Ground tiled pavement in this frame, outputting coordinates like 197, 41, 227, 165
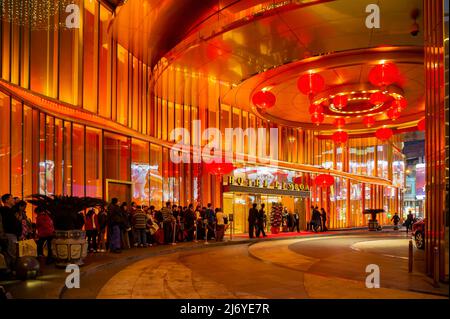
1, 229, 448, 299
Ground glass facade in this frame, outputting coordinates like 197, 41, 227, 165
0, 0, 404, 230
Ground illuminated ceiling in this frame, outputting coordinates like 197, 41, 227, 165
113, 0, 424, 131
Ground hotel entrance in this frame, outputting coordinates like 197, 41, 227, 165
222, 192, 308, 234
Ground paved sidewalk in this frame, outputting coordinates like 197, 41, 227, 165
2, 229, 444, 299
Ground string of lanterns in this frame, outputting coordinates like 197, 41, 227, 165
251, 61, 421, 144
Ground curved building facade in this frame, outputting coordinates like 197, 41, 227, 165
0, 0, 445, 249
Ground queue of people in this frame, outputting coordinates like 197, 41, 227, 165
0, 193, 230, 277
104, 199, 229, 253
308, 206, 328, 232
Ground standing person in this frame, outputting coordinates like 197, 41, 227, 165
248, 203, 258, 238
145, 209, 156, 246
311, 206, 322, 232
206, 203, 216, 240
132, 206, 148, 247
97, 206, 108, 252
35, 206, 55, 264
320, 208, 328, 232
215, 208, 226, 241
293, 210, 300, 233
85, 208, 99, 253
161, 201, 174, 244
184, 204, 196, 242
405, 210, 415, 234
119, 202, 131, 249
255, 204, 267, 238
108, 198, 123, 253
0, 194, 21, 266
14, 201, 32, 240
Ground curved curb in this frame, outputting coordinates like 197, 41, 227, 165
58, 230, 388, 298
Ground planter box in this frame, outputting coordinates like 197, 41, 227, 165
52, 230, 87, 268
271, 226, 280, 234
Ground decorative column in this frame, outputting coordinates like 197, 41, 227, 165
424, 0, 448, 281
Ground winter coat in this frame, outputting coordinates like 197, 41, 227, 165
36, 213, 55, 238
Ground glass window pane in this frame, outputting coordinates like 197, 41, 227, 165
132, 139, 149, 205
86, 127, 102, 198
11, 99, 22, 197
0, 92, 10, 195
72, 124, 85, 196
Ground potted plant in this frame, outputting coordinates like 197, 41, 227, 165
27, 194, 106, 267
270, 203, 282, 234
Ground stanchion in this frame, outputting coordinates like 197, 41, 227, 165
204, 221, 209, 245
408, 240, 413, 273
171, 221, 177, 245
194, 222, 198, 243
433, 246, 439, 287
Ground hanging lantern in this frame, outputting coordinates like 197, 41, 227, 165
363, 116, 376, 128
387, 107, 401, 121
375, 127, 393, 141
418, 118, 426, 131
309, 104, 323, 115
293, 176, 303, 185
204, 161, 235, 176
252, 90, 276, 109
311, 113, 324, 126
333, 118, 346, 129
315, 174, 334, 188
369, 91, 388, 105
392, 97, 407, 112
332, 131, 349, 144
297, 72, 325, 98
332, 95, 348, 109
369, 62, 399, 87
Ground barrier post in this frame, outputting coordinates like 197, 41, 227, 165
433, 246, 439, 287
408, 240, 413, 273
171, 221, 177, 245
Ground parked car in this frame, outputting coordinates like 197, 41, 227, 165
412, 218, 426, 250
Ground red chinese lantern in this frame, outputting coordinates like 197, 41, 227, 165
311, 113, 324, 126
309, 104, 323, 115
252, 90, 276, 109
375, 127, 393, 141
369, 62, 399, 87
417, 118, 426, 131
363, 116, 376, 128
369, 91, 388, 105
387, 107, 401, 121
332, 131, 349, 144
333, 118, 346, 128
204, 161, 235, 176
392, 97, 407, 112
293, 176, 303, 185
332, 95, 348, 109
297, 72, 325, 98
315, 174, 334, 188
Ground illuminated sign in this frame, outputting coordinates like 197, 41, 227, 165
226, 176, 310, 192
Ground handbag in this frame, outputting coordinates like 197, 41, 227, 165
149, 223, 159, 235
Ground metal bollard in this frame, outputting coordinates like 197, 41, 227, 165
433, 246, 439, 287
171, 221, 177, 245
408, 240, 413, 273
194, 222, 198, 242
